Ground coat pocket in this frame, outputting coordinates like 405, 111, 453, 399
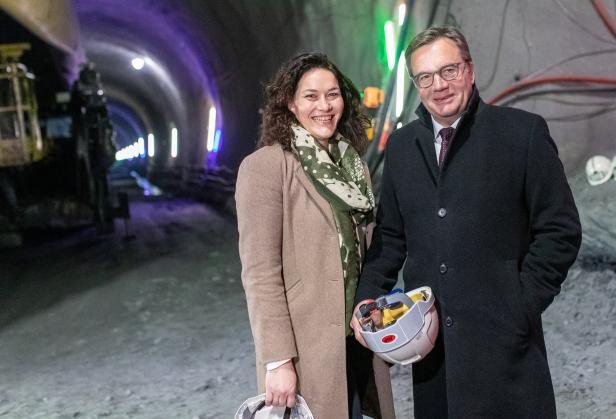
503, 259, 532, 334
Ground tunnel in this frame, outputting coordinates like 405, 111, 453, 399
0, 0, 615, 418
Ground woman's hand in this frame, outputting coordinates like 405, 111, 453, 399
265, 361, 297, 408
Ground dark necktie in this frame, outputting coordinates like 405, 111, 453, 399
438, 127, 455, 168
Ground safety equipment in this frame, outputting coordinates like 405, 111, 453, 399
355, 286, 439, 365
585, 155, 613, 186
235, 394, 314, 419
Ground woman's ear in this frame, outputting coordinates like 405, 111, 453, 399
288, 102, 296, 116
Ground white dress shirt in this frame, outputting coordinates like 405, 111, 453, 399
266, 358, 291, 371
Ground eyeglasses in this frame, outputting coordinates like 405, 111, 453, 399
412, 61, 470, 88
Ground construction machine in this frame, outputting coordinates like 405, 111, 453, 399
0, 43, 117, 246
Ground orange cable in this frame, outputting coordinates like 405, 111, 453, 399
591, 0, 616, 40
488, 76, 616, 104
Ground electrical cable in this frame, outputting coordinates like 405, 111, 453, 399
591, 0, 616, 40
366, 0, 616, 175
496, 86, 616, 106
488, 76, 616, 104
543, 105, 616, 122
522, 48, 616, 80
365, 0, 419, 172
552, 0, 614, 44
535, 96, 616, 107
477, 0, 511, 91
520, 5, 533, 76
495, 1, 616, 111
542, 97, 616, 107
426, 0, 444, 31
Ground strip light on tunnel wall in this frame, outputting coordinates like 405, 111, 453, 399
171, 127, 178, 158
115, 137, 147, 161
206, 106, 216, 152
137, 137, 145, 157
148, 133, 155, 157
385, 21, 396, 70
398, 4, 406, 26
212, 129, 221, 152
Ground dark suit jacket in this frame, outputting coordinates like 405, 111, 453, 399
355, 88, 582, 419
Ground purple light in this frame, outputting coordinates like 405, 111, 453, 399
207, 152, 217, 167
212, 129, 222, 152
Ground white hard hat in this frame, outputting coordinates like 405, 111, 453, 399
235, 394, 314, 419
585, 155, 613, 186
356, 286, 439, 365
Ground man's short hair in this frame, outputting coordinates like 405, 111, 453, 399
405, 25, 473, 70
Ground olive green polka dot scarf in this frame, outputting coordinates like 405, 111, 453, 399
291, 125, 375, 335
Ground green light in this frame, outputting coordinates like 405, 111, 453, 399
385, 20, 396, 71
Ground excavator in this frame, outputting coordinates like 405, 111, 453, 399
0, 43, 118, 246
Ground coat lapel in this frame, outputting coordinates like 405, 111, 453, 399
293, 164, 337, 230
415, 126, 439, 185
411, 86, 483, 182
413, 97, 439, 184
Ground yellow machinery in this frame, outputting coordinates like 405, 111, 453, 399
0, 43, 120, 244
0, 43, 48, 167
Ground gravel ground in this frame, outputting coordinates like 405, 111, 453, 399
0, 182, 614, 418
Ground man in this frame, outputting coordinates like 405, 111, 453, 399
351, 25, 581, 419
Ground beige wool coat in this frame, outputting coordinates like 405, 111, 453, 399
236, 143, 395, 419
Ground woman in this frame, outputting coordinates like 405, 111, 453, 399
236, 52, 395, 419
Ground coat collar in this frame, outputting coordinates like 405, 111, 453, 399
414, 85, 482, 128
413, 86, 483, 183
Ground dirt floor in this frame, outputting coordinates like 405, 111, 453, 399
0, 178, 614, 418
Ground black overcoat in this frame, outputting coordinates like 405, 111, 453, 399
355, 89, 582, 419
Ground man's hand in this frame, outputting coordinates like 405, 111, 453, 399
350, 300, 373, 348
265, 361, 297, 408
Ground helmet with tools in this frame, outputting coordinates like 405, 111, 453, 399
355, 286, 439, 365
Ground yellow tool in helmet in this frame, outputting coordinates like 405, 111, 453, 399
382, 291, 427, 326
410, 291, 428, 303
382, 302, 410, 327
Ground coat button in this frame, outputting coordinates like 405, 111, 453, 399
445, 316, 453, 327
439, 263, 448, 274
438, 208, 447, 218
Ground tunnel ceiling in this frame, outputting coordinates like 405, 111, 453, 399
5, 0, 613, 173
73, 0, 393, 171
75, 0, 213, 170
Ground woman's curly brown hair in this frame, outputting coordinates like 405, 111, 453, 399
257, 52, 371, 155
